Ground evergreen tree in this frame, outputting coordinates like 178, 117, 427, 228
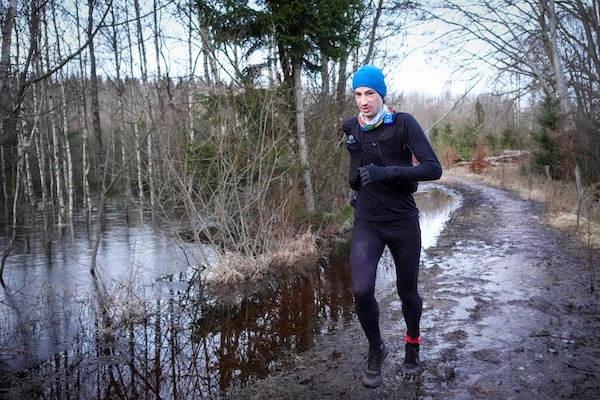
531, 97, 562, 178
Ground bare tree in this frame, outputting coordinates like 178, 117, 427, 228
32, 85, 52, 247
87, 0, 109, 274
134, 0, 157, 218
292, 57, 315, 212
421, 0, 599, 181
196, 6, 219, 84
0, 0, 43, 281
0, 143, 8, 221
363, 0, 384, 65
76, 40, 93, 219
423, 1, 576, 115
560, 0, 600, 117
108, 2, 132, 221
0, 0, 17, 116
88, 0, 105, 181
546, 1, 569, 109
1, 110, 29, 282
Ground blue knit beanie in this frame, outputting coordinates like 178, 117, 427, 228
352, 65, 387, 99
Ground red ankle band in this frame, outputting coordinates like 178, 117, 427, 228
405, 332, 421, 344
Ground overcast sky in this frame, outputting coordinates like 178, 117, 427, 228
388, 51, 454, 95
384, 18, 493, 97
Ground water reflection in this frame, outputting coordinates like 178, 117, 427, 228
416, 183, 461, 250
0, 184, 458, 399
376, 183, 461, 284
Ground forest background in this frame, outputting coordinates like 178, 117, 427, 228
1, 0, 599, 281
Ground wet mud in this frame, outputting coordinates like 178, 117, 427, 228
226, 175, 600, 400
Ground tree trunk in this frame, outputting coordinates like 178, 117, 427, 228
46, 79, 66, 226
21, 114, 35, 213
110, 4, 131, 222
34, 117, 52, 249
125, 1, 145, 221
40, 5, 65, 226
60, 82, 74, 223
134, 0, 156, 219
187, 3, 195, 143
540, 0, 572, 118
336, 51, 349, 102
0, 145, 8, 222
153, 0, 165, 110
186, 3, 196, 196
1, 111, 26, 282
195, 6, 219, 84
88, 0, 105, 182
87, 0, 105, 273
79, 81, 92, 219
364, 0, 384, 65
0, 0, 17, 120
20, 115, 35, 254
292, 57, 315, 213
49, 3, 74, 223
321, 51, 330, 95
573, 0, 600, 80
74, 4, 92, 220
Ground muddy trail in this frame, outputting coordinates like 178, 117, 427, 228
226, 174, 600, 400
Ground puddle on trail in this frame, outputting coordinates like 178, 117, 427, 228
376, 184, 461, 285
0, 183, 459, 398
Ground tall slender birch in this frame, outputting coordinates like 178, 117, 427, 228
60, 82, 74, 222
42, 9, 65, 227
88, 0, 105, 187
88, 0, 106, 274
0, 143, 8, 221
153, 0, 164, 109
110, 3, 131, 221
46, 80, 66, 226
134, 0, 156, 217
196, 7, 218, 84
539, 0, 572, 120
187, 2, 195, 142
78, 69, 93, 219
186, 1, 196, 196
0, 0, 16, 137
73, 4, 92, 219
1, 112, 26, 281
187, 2, 196, 143
152, 0, 167, 190
125, 1, 145, 221
33, 105, 52, 247
292, 57, 315, 213
21, 100, 36, 214
48, 2, 74, 222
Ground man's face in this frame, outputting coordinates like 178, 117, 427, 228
354, 86, 384, 119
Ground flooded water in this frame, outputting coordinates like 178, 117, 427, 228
0, 184, 459, 399
376, 184, 461, 284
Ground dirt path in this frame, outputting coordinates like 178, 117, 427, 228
227, 174, 600, 400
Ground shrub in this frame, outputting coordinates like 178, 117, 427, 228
469, 136, 491, 174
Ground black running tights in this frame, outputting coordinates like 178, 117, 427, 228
349, 216, 422, 348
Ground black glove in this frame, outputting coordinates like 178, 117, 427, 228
358, 164, 388, 185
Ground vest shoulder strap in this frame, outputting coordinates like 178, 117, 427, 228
345, 112, 406, 144
342, 116, 358, 135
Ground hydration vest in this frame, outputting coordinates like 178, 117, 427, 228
343, 111, 417, 192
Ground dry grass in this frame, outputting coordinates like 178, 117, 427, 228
203, 162, 600, 285
204, 230, 319, 284
444, 163, 600, 249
